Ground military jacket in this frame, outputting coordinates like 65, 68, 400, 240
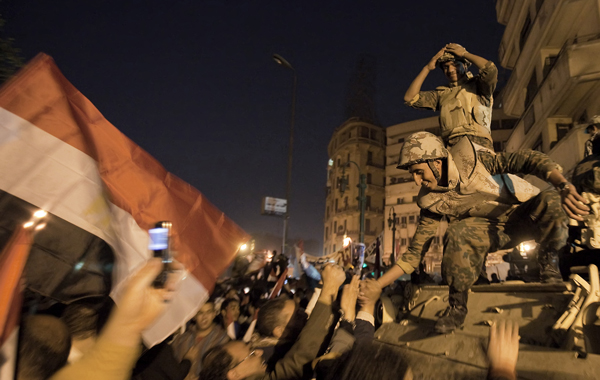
406, 61, 497, 144
395, 138, 561, 275
572, 153, 600, 248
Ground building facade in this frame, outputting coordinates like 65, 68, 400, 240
496, 0, 600, 185
323, 117, 386, 256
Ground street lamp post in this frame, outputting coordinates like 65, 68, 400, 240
273, 54, 297, 257
387, 206, 398, 265
339, 161, 366, 244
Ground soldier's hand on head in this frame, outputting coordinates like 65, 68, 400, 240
560, 184, 590, 222
427, 47, 446, 71
445, 43, 468, 57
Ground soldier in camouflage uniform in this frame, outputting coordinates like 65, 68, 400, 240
377, 132, 589, 333
404, 43, 497, 150
571, 116, 600, 250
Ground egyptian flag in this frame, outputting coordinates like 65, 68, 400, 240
0, 225, 33, 380
0, 54, 249, 346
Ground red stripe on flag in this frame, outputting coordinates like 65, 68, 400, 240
0, 226, 32, 345
0, 54, 249, 291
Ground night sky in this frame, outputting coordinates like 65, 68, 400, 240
1, 1, 506, 253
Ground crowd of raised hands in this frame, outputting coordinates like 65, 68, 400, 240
16, 259, 521, 380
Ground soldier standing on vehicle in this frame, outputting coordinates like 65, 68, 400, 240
404, 43, 498, 151
376, 132, 589, 334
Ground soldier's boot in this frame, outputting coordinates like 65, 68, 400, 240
434, 290, 468, 334
538, 250, 563, 284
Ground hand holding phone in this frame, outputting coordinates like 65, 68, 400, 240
148, 221, 172, 288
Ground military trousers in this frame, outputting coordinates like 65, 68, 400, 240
442, 190, 568, 292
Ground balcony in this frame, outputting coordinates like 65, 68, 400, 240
498, 0, 562, 71
504, 35, 600, 153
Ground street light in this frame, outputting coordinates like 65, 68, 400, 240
387, 206, 398, 265
272, 53, 297, 257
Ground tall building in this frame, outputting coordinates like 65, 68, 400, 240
323, 56, 385, 256
496, 0, 600, 183
323, 118, 386, 255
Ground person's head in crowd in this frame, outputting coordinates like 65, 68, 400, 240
220, 298, 241, 326
196, 301, 218, 332
324, 342, 412, 380
256, 296, 306, 340
200, 341, 265, 380
225, 288, 240, 300
17, 314, 72, 380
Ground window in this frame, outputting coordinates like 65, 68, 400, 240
335, 199, 338, 211
367, 173, 372, 184
366, 195, 371, 208
401, 238, 407, 246
333, 244, 336, 252
525, 71, 537, 109
390, 177, 397, 184
334, 221, 337, 232
556, 123, 573, 143
344, 197, 348, 208
366, 219, 371, 232
401, 216, 407, 224
412, 195, 419, 203
325, 227, 329, 236
397, 198, 403, 205
397, 137, 405, 143
543, 55, 558, 78
344, 220, 347, 230
347, 153, 350, 163
533, 135, 543, 152
360, 126, 369, 138
326, 206, 330, 218
367, 151, 373, 164
493, 141, 504, 152
519, 13, 532, 50
408, 215, 416, 224
337, 158, 341, 167
524, 107, 536, 134
370, 129, 380, 141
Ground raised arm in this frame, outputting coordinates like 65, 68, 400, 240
404, 47, 446, 102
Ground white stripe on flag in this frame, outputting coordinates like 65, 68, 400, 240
0, 107, 206, 346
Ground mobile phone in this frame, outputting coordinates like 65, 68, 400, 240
149, 221, 172, 288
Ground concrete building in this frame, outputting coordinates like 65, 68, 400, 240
384, 109, 516, 273
323, 118, 386, 256
495, 0, 600, 185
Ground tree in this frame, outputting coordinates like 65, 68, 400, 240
0, 14, 23, 85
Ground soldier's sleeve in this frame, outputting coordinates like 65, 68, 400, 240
405, 90, 439, 111
476, 61, 498, 98
478, 149, 561, 181
396, 209, 442, 274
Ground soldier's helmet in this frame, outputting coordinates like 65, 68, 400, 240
397, 132, 448, 170
437, 51, 472, 69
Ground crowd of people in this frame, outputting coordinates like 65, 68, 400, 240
15, 42, 600, 379
16, 254, 520, 380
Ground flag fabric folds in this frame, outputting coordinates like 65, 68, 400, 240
0, 225, 33, 380
0, 53, 249, 346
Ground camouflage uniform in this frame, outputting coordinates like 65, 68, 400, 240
572, 129, 600, 249
405, 61, 498, 150
396, 134, 567, 292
